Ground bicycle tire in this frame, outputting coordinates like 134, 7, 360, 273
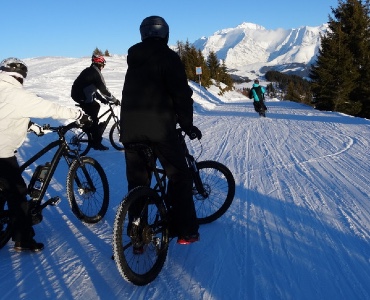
109, 122, 124, 151
193, 160, 235, 224
66, 157, 109, 223
113, 186, 169, 286
0, 194, 12, 249
65, 127, 91, 157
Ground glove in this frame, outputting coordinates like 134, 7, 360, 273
113, 98, 120, 106
185, 125, 202, 140
108, 95, 120, 106
28, 122, 44, 136
76, 114, 93, 128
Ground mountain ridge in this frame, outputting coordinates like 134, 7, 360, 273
192, 22, 329, 78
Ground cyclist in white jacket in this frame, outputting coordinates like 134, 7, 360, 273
0, 57, 90, 252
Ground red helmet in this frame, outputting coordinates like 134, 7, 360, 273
91, 54, 106, 66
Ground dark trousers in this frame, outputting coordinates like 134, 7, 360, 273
79, 101, 102, 144
125, 139, 199, 236
0, 156, 34, 242
253, 100, 267, 112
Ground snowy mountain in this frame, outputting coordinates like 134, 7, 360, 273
1, 56, 370, 299
193, 22, 329, 78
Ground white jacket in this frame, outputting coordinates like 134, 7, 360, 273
0, 72, 81, 158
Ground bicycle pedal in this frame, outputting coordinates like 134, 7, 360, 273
49, 196, 61, 206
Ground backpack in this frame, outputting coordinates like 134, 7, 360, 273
250, 86, 264, 101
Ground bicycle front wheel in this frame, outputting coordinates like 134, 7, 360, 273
113, 186, 169, 286
66, 157, 109, 223
193, 160, 235, 224
0, 191, 12, 249
109, 122, 124, 151
65, 127, 91, 157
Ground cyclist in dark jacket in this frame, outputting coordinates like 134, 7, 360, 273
71, 55, 119, 150
120, 16, 201, 245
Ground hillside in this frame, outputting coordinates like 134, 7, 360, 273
1, 57, 370, 300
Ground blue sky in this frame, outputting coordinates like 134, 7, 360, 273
1, 0, 338, 59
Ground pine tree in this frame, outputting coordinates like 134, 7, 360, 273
177, 41, 211, 88
93, 47, 103, 56
218, 60, 234, 92
197, 49, 212, 88
310, 0, 370, 116
207, 51, 220, 81
176, 41, 232, 90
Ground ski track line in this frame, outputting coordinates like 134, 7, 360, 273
218, 101, 370, 299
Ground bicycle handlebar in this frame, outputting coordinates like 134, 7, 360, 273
103, 99, 121, 107
27, 121, 80, 137
43, 121, 79, 132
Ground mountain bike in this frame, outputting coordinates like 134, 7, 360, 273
65, 102, 123, 156
112, 128, 235, 285
0, 121, 110, 249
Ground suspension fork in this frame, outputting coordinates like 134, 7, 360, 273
63, 148, 96, 192
187, 155, 208, 197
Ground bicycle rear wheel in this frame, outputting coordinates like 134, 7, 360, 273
113, 186, 169, 286
0, 184, 12, 249
109, 122, 124, 151
193, 160, 235, 224
66, 157, 109, 223
65, 127, 91, 157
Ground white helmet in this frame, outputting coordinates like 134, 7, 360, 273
0, 57, 28, 79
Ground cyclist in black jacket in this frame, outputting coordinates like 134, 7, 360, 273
71, 55, 120, 150
120, 16, 202, 245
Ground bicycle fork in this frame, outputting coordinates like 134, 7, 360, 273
189, 160, 209, 198
66, 156, 96, 194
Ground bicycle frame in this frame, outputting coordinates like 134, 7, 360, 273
97, 103, 120, 132
147, 130, 208, 203
20, 123, 91, 204
177, 130, 208, 197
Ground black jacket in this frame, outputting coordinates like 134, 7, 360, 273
120, 39, 194, 143
71, 64, 112, 102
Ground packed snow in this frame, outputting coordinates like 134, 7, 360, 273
1, 56, 370, 300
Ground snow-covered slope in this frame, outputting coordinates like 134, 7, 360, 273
1, 57, 370, 300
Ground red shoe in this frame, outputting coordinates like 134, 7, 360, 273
177, 233, 200, 245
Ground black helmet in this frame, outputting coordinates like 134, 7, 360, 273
140, 16, 169, 42
0, 57, 28, 79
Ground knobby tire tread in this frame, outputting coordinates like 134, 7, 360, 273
66, 157, 109, 223
113, 186, 169, 286
109, 122, 124, 151
194, 160, 235, 224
